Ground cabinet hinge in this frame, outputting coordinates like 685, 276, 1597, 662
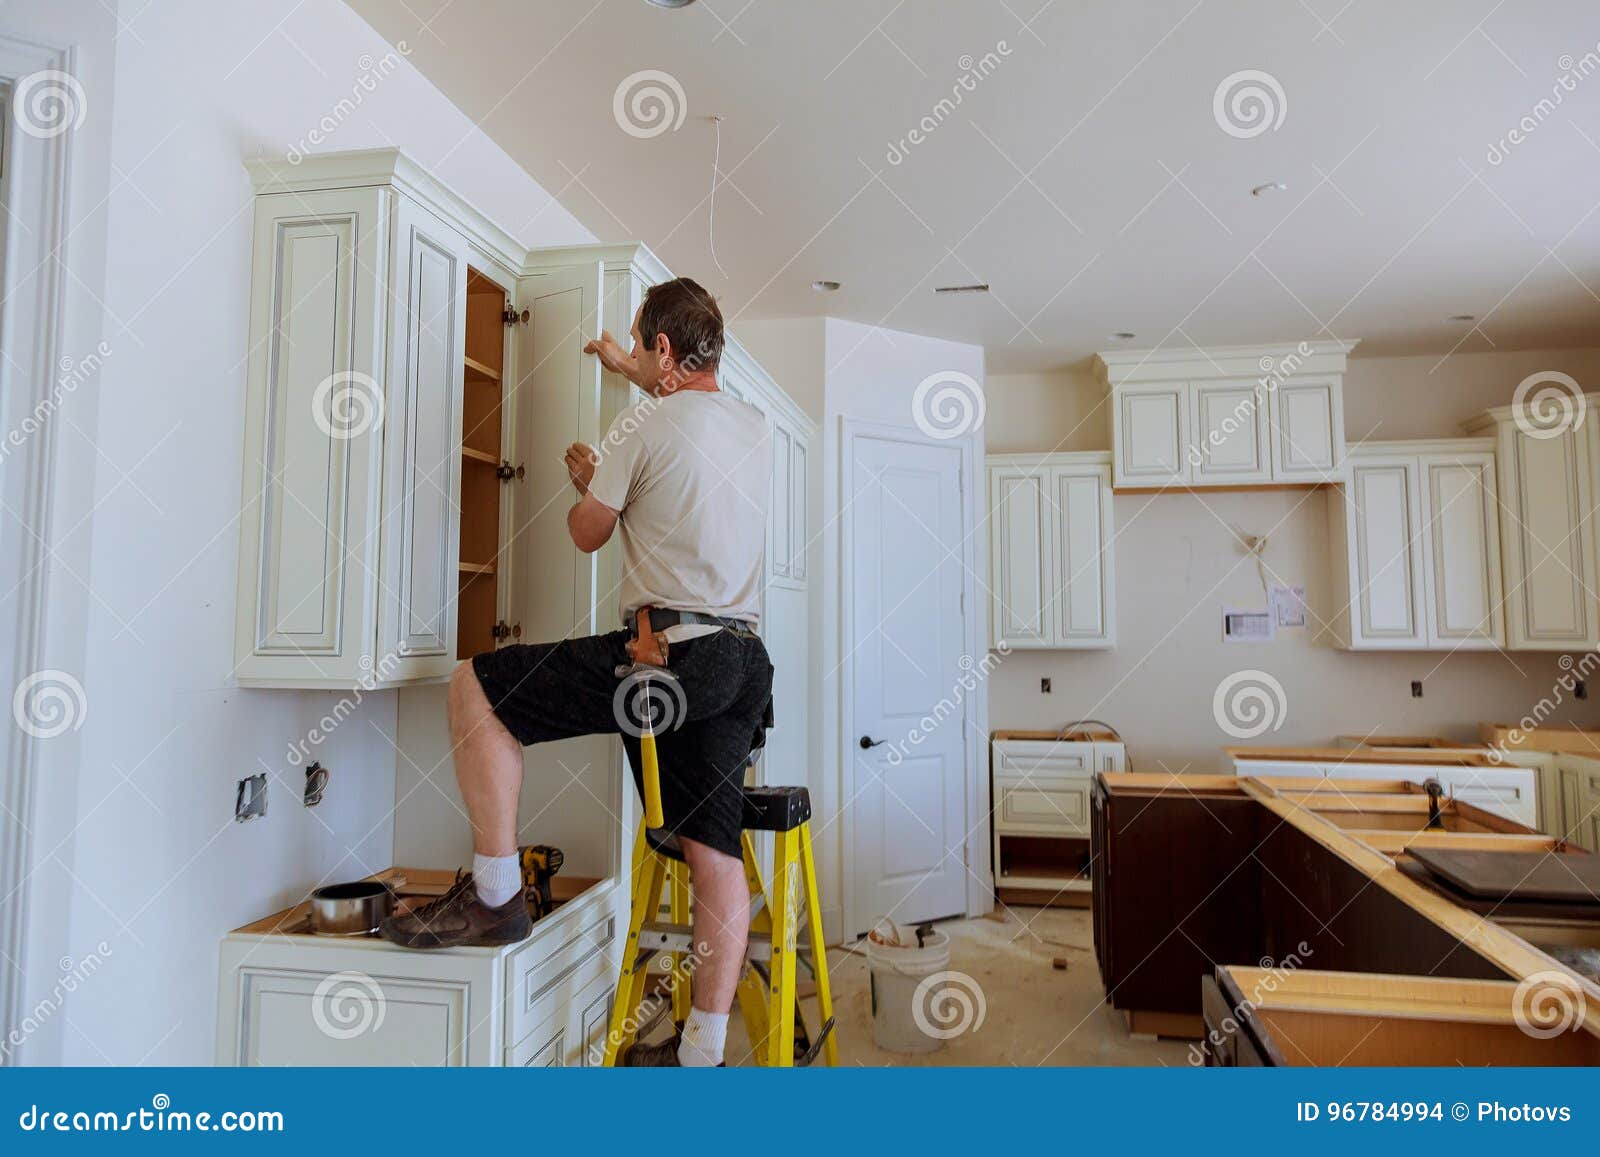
496, 460, 525, 482
491, 620, 522, 642
503, 301, 528, 325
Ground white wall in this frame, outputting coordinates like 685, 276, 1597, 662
8, 0, 592, 1065
984, 348, 1600, 774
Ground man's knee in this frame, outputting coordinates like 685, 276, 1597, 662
680, 837, 742, 880
448, 660, 495, 739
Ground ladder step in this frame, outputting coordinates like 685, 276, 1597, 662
641, 921, 773, 962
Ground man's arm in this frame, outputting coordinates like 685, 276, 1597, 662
565, 442, 620, 553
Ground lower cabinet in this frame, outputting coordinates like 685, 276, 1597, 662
992, 737, 1124, 901
1231, 755, 1539, 830
988, 453, 1116, 650
1328, 440, 1503, 649
217, 884, 620, 1067
1555, 752, 1600, 852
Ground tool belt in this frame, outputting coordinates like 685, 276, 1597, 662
625, 606, 756, 668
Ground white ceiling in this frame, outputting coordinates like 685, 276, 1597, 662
346, 0, 1600, 373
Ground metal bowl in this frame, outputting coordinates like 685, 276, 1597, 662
309, 880, 396, 937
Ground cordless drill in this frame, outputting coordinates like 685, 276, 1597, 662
519, 844, 565, 919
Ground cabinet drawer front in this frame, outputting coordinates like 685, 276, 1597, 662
996, 781, 1090, 835
506, 909, 615, 1049
995, 742, 1095, 784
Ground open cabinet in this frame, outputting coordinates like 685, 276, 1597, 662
458, 269, 511, 658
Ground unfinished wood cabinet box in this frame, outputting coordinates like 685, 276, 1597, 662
1203, 967, 1600, 1066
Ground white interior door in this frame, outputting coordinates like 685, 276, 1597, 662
846, 427, 970, 933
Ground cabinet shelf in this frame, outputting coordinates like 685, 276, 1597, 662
459, 560, 496, 576
464, 356, 501, 384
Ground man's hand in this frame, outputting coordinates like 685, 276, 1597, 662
565, 442, 599, 495
583, 330, 640, 384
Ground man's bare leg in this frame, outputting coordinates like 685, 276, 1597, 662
448, 660, 524, 857
678, 837, 750, 1066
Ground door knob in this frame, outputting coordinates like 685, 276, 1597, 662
859, 735, 886, 750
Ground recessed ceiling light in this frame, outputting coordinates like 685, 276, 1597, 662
811, 280, 840, 292
1250, 182, 1288, 197
1110, 332, 1137, 340
1449, 314, 1476, 322
933, 284, 990, 294
643, 0, 697, 7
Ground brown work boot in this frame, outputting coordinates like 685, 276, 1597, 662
378, 870, 531, 949
618, 1036, 725, 1067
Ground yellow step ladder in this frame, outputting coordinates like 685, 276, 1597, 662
600, 781, 839, 1066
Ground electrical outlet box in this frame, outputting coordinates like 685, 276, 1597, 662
1410, 680, 1423, 699
235, 773, 268, 822
1041, 677, 1052, 693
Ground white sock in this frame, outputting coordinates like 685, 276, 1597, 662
473, 853, 521, 908
677, 1008, 728, 1068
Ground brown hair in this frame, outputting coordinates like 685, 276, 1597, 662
638, 277, 724, 373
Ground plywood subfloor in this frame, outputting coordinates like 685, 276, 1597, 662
720, 905, 1193, 1067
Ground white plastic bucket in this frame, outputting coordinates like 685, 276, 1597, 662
865, 928, 953, 1054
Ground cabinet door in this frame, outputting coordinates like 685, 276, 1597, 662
790, 436, 808, 580
515, 262, 603, 642
1191, 380, 1270, 485
376, 195, 468, 679
234, 188, 390, 685
769, 420, 793, 580
1499, 425, 1599, 649
1556, 754, 1600, 852
1345, 457, 1426, 647
989, 469, 1054, 648
1417, 453, 1502, 648
1051, 465, 1114, 647
1270, 378, 1341, 481
1113, 383, 1189, 487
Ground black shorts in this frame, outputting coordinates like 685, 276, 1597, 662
471, 628, 774, 860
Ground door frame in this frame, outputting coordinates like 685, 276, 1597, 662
0, 35, 75, 1060
838, 416, 987, 938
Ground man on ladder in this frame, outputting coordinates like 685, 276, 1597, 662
381, 278, 774, 1068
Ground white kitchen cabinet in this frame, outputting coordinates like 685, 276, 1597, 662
1555, 753, 1600, 852
1097, 342, 1354, 490
217, 876, 619, 1067
991, 737, 1126, 900
1465, 402, 1600, 650
988, 453, 1115, 650
1328, 440, 1502, 649
235, 153, 523, 687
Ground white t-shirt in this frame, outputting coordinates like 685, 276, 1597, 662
588, 388, 771, 631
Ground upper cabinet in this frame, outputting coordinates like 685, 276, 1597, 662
1097, 342, 1354, 491
988, 453, 1115, 650
1327, 440, 1503, 650
232, 152, 810, 690
1464, 400, 1600, 651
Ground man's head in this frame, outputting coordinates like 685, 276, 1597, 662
629, 278, 724, 395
